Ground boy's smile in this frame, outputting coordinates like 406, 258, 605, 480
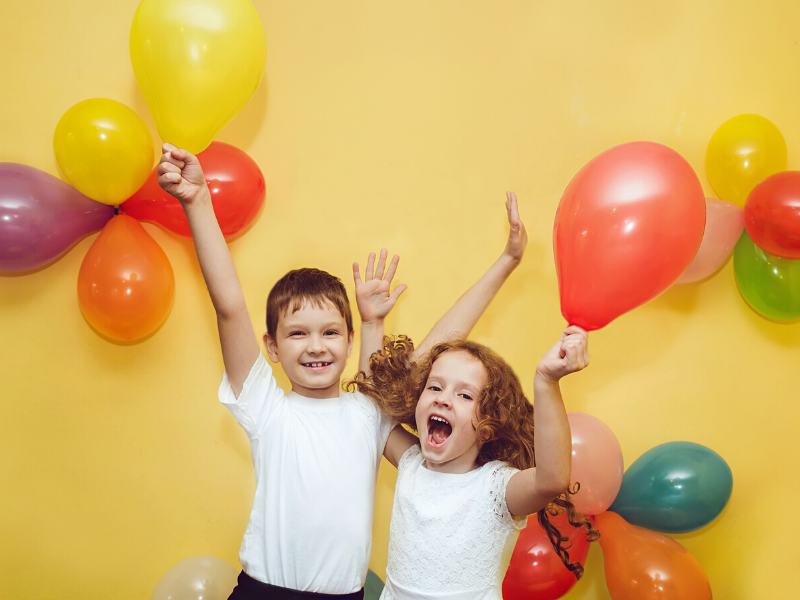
264, 300, 353, 399
415, 350, 488, 474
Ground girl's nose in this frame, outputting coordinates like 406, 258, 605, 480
435, 393, 452, 408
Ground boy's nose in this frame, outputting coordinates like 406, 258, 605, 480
307, 335, 325, 353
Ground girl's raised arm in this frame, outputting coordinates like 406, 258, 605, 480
505, 327, 588, 517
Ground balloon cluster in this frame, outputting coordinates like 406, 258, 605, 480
706, 114, 800, 322
0, 0, 267, 343
503, 416, 732, 600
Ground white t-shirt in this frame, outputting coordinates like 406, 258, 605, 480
219, 353, 395, 594
382, 445, 527, 600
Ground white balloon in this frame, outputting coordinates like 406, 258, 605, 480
151, 555, 238, 600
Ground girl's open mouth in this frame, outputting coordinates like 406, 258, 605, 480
427, 414, 452, 446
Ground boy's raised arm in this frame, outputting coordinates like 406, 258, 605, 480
413, 192, 528, 360
158, 144, 260, 397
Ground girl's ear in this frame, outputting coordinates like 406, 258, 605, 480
264, 333, 280, 363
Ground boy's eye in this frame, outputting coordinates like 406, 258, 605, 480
324, 330, 339, 336
289, 331, 304, 336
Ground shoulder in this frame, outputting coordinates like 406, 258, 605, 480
398, 443, 422, 470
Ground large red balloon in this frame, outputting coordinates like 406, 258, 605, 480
502, 511, 592, 600
554, 142, 705, 330
122, 141, 265, 239
744, 170, 800, 259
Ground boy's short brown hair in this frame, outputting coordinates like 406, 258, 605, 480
266, 268, 353, 340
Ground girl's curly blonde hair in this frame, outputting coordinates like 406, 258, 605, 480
346, 335, 599, 579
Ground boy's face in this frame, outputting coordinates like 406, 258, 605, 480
415, 350, 487, 474
264, 299, 353, 399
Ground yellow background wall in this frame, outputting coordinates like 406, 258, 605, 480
2, 1, 798, 598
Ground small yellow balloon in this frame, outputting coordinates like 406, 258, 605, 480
705, 114, 787, 208
130, 0, 267, 154
53, 99, 154, 206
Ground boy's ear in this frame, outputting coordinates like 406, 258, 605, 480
263, 333, 280, 363
346, 330, 355, 358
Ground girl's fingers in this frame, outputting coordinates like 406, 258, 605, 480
365, 252, 376, 281
375, 248, 388, 280
384, 254, 400, 283
389, 284, 408, 304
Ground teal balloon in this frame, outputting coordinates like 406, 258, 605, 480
365, 569, 384, 600
608, 441, 733, 534
734, 231, 800, 322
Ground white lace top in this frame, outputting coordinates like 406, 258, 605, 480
382, 445, 528, 600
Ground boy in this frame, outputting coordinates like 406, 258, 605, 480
157, 143, 527, 599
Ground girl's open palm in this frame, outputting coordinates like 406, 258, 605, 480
157, 143, 207, 205
353, 249, 407, 324
536, 326, 589, 382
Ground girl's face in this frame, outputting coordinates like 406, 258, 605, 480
415, 350, 488, 474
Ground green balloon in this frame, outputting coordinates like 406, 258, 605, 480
734, 231, 800, 322
365, 569, 385, 600
609, 441, 733, 534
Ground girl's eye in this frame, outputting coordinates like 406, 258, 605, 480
428, 385, 442, 392
459, 393, 473, 401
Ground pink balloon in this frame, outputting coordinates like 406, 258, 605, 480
676, 199, 744, 284
568, 413, 624, 515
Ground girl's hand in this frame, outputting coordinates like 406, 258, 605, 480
535, 326, 589, 383
502, 191, 528, 263
157, 143, 208, 205
353, 248, 407, 324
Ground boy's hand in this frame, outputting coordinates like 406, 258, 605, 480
157, 143, 208, 205
535, 326, 589, 383
502, 191, 528, 263
353, 249, 407, 324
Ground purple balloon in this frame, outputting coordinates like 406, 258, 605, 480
0, 163, 114, 272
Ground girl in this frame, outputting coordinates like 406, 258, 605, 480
349, 330, 597, 600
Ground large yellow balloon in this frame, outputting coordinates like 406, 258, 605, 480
53, 99, 154, 206
130, 0, 267, 154
705, 114, 787, 208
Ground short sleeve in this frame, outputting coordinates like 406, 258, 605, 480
397, 443, 422, 472
218, 353, 284, 438
488, 462, 528, 531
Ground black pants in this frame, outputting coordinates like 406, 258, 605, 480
228, 571, 365, 600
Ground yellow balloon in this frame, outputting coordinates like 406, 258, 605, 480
53, 99, 154, 206
130, 0, 267, 154
705, 114, 787, 208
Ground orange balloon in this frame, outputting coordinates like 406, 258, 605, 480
595, 512, 712, 600
78, 214, 174, 342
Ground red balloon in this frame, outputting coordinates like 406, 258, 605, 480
744, 170, 800, 259
122, 141, 265, 239
502, 512, 592, 600
554, 142, 705, 330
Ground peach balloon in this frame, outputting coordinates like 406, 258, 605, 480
567, 413, 624, 515
77, 214, 174, 342
676, 199, 744, 284
595, 511, 712, 600
151, 555, 238, 600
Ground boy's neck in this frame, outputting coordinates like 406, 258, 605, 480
289, 379, 342, 399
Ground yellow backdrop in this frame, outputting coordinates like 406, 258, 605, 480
2, 1, 798, 599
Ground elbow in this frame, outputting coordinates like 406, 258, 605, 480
539, 476, 571, 500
